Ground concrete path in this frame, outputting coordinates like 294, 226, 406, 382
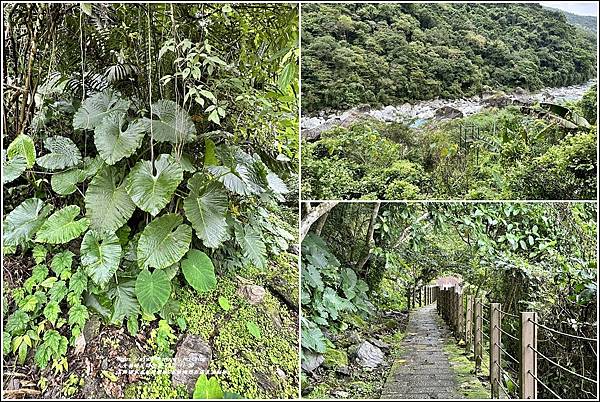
381, 303, 461, 399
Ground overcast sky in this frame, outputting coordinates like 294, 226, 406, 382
539, 2, 599, 16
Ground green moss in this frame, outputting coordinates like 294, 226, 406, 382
307, 382, 333, 399
176, 276, 298, 399
442, 334, 491, 399
323, 347, 348, 369
123, 375, 188, 399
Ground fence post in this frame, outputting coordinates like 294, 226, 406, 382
474, 299, 482, 371
490, 303, 501, 398
520, 312, 537, 399
465, 295, 474, 354
457, 289, 464, 341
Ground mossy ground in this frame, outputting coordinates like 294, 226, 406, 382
303, 314, 408, 399
125, 250, 299, 399
437, 312, 491, 399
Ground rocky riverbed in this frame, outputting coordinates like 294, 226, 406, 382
302, 81, 595, 140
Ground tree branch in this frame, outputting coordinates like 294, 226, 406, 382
300, 201, 339, 242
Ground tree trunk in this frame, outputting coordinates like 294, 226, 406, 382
300, 201, 339, 242
355, 202, 381, 271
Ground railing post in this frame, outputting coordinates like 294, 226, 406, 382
474, 299, 482, 371
520, 312, 537, 399
465, 295, 474, 353
490, 303, 501, 398
457, 289, 464, 341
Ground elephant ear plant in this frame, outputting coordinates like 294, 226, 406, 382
2, 89, 290, 370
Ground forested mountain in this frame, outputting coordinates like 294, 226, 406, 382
545, 6, 598, 33
302, 3, 597, 112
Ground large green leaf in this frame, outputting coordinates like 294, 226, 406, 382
142, 100, 195, 144
181, 250, 217, 293
135, 269, 171, 314
137, 214, 191, 269
85, 165, 135, 234
234, 225, 267, 269
80, 230, 122, 288
3, 198, 53, 247
207, 165, 257, 195
36, 136, 82, 171
2, 151, 27, 184
34, 205, 89, 244
126, 154, 183, 216
73, 90, 130, 130
51, 168, 87, 195
108, 279, 140, 324
7, 134, 36, 168
94, 112, 147, 165
183, 175, 229, 249
51, 156, 104, 195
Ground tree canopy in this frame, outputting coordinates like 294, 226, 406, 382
302, 3, 597, 112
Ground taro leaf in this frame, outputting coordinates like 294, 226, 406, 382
52, 157, 105, 195
302, 265, 324, 291
183, 175, 229, 248
108, 278, 140, 324
193, 374, 224, 399
7, 134, 36, 168
181, 250, 217, 293
73, 90, 130, 130
207, 165, 260, 195
135, 269, 171, 314
142, 99, 195, 144
85, 165, 136, 234
94, 112, 147, 165
3, 151, 27, 184
51, 168, 87, 195
80, 230, 122, 288
126, 154, 183, 216
36, 136, 82, 171
137, 214, 191, 269
34, 205, 89, 244
266, 171, 288, 194
234, 225, 266, 269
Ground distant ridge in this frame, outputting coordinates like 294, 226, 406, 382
543, 6, 597, 33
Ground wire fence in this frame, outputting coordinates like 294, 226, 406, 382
433, 285, 597, 400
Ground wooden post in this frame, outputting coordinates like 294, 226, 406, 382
457, 289, 464, 341
490, 303, 501, 398
520, 312, 537, 399
465, 295, 474, 354
448, 287, 456, 331
474, 300, 482, 371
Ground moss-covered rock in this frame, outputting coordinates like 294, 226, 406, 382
177, 276, 298, 399
323, 347, 348, 369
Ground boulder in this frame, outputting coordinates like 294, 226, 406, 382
354, 341, 384, 368
302, 352, 324, 373
369, 338, 390, 349
238, 284, 266, 305
434, 106, 463, 119
172, 335, 212, 393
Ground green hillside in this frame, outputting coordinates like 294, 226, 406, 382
302, 3, 597, 112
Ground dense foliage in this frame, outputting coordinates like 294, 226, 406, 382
302, 3, 596, 112
302, 88, 597, 200
301, 202, 597, 399
3, 3, 298, 399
